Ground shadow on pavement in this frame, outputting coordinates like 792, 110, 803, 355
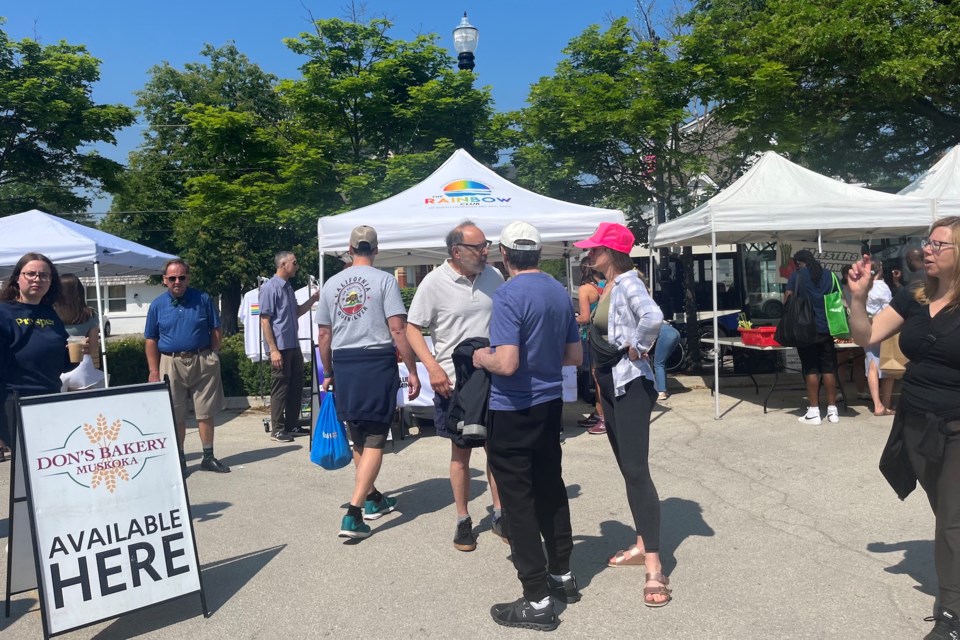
367, 477, 487, 536
867, 539, 936, 596
91, 544, 287, 639
189, 500, 231, 523
568, 496, 714, 592
214, 445, 300, 467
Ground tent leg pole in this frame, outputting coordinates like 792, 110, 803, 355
712, 233, 719, 420
94, 261, 109, 388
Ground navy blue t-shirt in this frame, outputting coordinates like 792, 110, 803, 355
0, 301, 69, 396
785, 267, 835, 334
488, 272, 580, 411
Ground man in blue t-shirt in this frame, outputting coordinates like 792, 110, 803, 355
472, 221, 582, 631
145, 259, 229, 474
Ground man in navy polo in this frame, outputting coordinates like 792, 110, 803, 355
145, 259, 229, 474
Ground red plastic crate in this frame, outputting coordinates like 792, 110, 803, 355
738, 326, 780, 347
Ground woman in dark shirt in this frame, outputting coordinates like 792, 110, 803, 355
784, 249, 841, 425
848, 217, 960, 640
0, 253, 68, 461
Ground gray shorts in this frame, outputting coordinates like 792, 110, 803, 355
348, 421, 390, 450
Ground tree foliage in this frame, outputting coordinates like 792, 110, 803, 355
510, 17, 743, 237
0, 21, 135, 216
681, 0, 960, 184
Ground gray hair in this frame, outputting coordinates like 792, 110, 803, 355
274, 251, 295, 268
445, 220, 478, 256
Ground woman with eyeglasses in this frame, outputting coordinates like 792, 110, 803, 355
848, 217, 960, 639
0, 253, 68, 462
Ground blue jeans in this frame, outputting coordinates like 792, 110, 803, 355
653, 323, 681, 393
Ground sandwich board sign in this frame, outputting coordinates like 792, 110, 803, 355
4, 382, 207, 638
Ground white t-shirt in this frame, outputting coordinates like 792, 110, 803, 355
239, 286, 317, 362
238, 288, 264, 362
406, 261, 503, 381
316, 266, 406, 350
867, 279, 893, 316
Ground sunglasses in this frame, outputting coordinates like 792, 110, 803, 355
165, 275, 188, 282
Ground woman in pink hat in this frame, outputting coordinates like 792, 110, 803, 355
574, 222, 671, 607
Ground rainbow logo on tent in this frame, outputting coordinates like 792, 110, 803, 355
442, 180, 491, 197
424, 179, 511, 206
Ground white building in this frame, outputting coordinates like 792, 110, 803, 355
79, 275, 166, 337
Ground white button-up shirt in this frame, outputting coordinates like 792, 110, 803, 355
605, 270, 664, 396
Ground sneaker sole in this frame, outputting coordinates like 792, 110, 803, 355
454, 542, 477, 552
338, 529, 371, 539
491, 618, 559, 632
363, 505, 396, 521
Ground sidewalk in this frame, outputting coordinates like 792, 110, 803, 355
1, 386, 934, 638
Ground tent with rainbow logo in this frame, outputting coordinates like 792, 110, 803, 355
317, 149, 624, 275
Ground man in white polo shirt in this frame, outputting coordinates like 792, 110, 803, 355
406, 220, 504, 553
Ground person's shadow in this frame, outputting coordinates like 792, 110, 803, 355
565, 497, 714, 601
866, 539, 937, 596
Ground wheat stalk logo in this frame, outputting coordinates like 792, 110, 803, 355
83, 414, 128, 493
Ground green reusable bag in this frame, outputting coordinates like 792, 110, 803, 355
824, 271, 850, 338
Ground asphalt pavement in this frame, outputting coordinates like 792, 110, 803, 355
0, 378, 938, 639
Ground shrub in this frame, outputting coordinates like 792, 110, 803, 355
104, 333, 301, 397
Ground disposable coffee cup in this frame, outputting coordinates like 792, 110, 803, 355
67, 337, 85, 363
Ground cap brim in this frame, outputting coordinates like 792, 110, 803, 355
573, 239, 601, 249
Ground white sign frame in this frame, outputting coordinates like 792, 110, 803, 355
9, 382, 207, 638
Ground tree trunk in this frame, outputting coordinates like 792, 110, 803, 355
220, 280, 242, 336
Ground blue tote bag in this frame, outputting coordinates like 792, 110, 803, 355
310, 392, 352, 470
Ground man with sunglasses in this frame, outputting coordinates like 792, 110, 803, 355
406, 221, 505, 552
145, 259, 229, 474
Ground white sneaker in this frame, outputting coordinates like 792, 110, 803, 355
826, 406, 840, 424
798, 413, 822, 426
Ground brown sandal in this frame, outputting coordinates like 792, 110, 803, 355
607, 548, 645, 567
643, 572, 672, 607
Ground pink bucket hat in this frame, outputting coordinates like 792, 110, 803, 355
573, 222, 635, 254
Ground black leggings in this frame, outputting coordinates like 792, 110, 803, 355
595, 369, 661, 552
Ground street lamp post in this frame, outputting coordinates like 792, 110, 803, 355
452, 12, 479, 71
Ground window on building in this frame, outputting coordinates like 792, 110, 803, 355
85, 285, 127, 313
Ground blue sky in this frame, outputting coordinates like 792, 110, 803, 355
5, 1, 642, 213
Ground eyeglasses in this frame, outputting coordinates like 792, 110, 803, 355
20, 270, 51, 282
457, 240, 492, 252
165, 275, 188, 282
921, 238, 956, 252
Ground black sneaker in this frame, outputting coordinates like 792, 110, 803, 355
547, 574, 581, 603
925, 608, 960, 640
200, 457, 231, 473
490, 597, 558, 631
271, 431, 294, 442
288, 425, 308, 436
454, 518, 477, 552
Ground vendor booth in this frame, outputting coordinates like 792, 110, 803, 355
317, 148, 625, 278
0, 209, 178, 385
650, 151, 937, 418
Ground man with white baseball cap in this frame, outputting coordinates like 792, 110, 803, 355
472, 221, 583, 630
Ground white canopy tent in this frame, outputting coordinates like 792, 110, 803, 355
649, 151, 937, 418
898, 145, 960, 219
0, 209, 178, 385
317, 149, 625, 282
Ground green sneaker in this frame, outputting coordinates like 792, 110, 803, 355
338, 514, 371, 539
363, 495, 398, 520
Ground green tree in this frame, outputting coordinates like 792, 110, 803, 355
0, 21, 135, 215
681, 0, 960, 184
511, 16, 744, 365
103, 44, 302, 334
281, 16, 504, 210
